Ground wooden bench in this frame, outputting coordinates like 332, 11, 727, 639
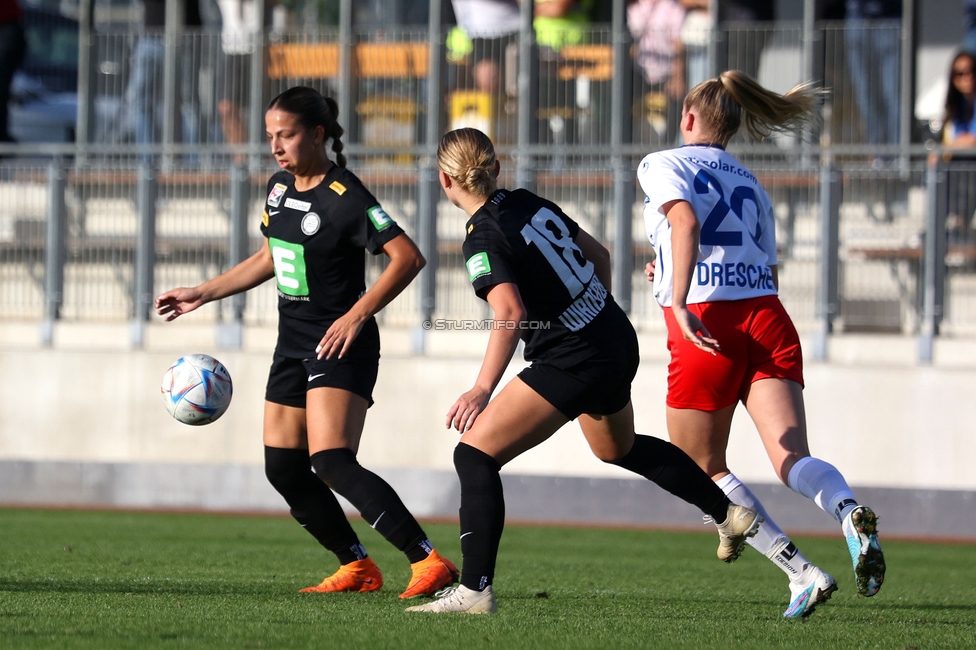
268, 42, 429, 80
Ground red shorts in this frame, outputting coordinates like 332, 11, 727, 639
663, 295, 804, 411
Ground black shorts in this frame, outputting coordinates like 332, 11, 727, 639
264, 353, 378, 409
518, 326, 640, 421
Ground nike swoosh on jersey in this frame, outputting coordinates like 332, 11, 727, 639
307, 373, 326, 382
269, 210, 280, 216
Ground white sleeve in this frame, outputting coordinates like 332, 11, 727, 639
637, 153, 692, 215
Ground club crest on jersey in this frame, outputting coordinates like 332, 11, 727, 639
301, 212, 321, 235
466, 252, 491, 282
267, 183, 287, 207
329, 181, 347, 195
367, 205, 395, 231
285, 197, 312, 212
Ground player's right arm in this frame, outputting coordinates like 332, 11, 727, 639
155, 241, 275, 321
446, 282, 526, 432
663, 198, 719, 354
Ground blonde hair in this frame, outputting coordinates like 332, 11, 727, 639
436, 128, 498, 197
685, 70, 822, 145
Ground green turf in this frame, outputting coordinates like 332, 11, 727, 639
0, 508, 973, 649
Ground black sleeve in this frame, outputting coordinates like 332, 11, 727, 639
461, 220, 518, 300
344, 182, 405, 255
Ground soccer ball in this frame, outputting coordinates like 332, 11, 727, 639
161, 354, 233, 425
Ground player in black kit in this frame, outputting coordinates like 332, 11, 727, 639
155, 86, 458, 599
406, 128, 762, 615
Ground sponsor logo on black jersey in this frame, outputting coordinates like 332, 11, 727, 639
262, 210, 269, 227
285, 197, 312, 212
466, 252, 491, 282
269, 237, 309, 298
329, 181, 347, 195
301, 212, 321, 235
367, 205, 395, 231
267, 183, 287, 207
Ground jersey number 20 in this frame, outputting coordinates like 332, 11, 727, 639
694, 169, 764, 250
521, 208, 594, 298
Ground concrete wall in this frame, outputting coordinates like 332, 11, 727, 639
2, 321, 975, 538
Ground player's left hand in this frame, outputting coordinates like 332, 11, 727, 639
644, 261, 656, 283
446, 387, 490, 432
316, 312, 367, 360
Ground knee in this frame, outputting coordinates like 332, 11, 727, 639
588, 434, 633, 464
264, 446, 310, 494
309, 448, 359, 490
591, 438, 632, 464
453, 443, 501, 485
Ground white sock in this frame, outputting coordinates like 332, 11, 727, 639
787, 456, 858, 523
716, 473, 814, 582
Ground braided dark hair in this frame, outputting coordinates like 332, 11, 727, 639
267, 86, 347, 167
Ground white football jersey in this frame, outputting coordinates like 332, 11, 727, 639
637, 144, 778, 307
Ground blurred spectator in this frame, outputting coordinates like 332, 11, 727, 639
215, 0, 273, 152
940, 50, 976, 238
844, 0, 901, 145
965, 0, 976, 57
534, 0, 588, 56
628, 0, 685, 145
718, 0, 773, 81
679, 0, 710, 90
353, 0, 432, 27
0, 0, 27, 146
449, 0, 520, 95
126, 1, 203, 154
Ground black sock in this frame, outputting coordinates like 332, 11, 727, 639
309, 448, 430, 563
611, 435, 730, 523
454, 443, 505, 591
264, 446, 366, 564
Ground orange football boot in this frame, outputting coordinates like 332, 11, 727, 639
299, 557, 383, 593
399, 550, 460, 599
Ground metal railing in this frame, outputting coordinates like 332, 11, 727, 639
4, 4, 974, 363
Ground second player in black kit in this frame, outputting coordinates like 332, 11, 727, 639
260, 166, 393, 404
156, 86, 458, 599
406, 128, 763, 615
462, 187, 639, 418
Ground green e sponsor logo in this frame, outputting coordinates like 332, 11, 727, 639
367, 205, 395, 231
269, 238, 309, 296
466, 252, 491, 282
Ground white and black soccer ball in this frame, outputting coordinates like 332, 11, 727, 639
161, 354, 233, 425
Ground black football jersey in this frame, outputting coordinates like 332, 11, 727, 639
259, 167, 405, 358
461, 189, 627, 368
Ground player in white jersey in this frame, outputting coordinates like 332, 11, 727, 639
636, 71, 886, 618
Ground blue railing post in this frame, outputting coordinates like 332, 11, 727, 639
217, 164, 250, 349
610, 0, 633, 313
812, 164, 841, 361
413, 0, 444, 354
130, 161, 158, 348
918, 159, 946, 363
41, 159, 67, 347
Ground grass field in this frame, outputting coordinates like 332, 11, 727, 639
1, 508, 973, 649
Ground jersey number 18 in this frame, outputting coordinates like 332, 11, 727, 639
520, 208, 594, 298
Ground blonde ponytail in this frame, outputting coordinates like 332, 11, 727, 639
687, 70, 823, 144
